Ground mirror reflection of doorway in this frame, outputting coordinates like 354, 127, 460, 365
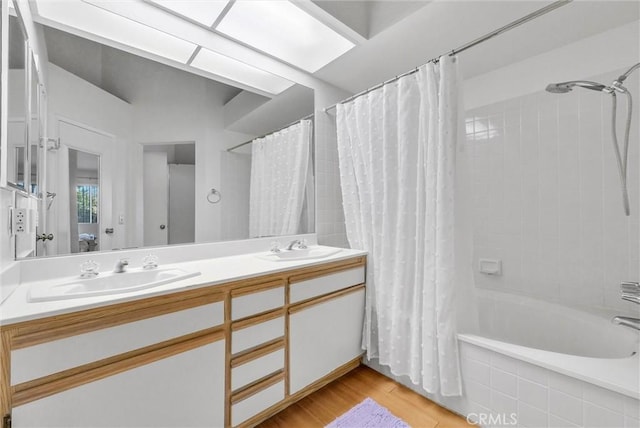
69, 149, 100, 253
143, 143, 195, 246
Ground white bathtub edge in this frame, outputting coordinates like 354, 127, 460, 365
458, 333, 640, 400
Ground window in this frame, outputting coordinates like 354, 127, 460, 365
77, 184, 99, 224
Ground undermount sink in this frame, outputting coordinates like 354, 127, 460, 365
28, 268, 201, 303
256, 247, 342, 262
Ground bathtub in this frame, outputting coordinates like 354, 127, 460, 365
457, 290, 640, 428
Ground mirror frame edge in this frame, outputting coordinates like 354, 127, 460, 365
0, 0, 9, 189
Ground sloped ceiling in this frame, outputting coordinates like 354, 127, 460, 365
314, 0, 640, 95
40, 0, 640, 125
44, 26, 242, 104
310, 1, 429, 39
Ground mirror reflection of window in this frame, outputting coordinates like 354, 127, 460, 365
76, 184, 99, 224
69, 149, 100, 253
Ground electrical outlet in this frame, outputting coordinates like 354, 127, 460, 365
15, 208, 26, 224
12, 208, 27, 234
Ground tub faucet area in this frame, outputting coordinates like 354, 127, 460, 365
613, 316, 640, 331
613, 281, 640, 331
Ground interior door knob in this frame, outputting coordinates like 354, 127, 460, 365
160, 224, 166, 230
105, 228, 114, 234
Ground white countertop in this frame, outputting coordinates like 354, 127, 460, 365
1, 246, 366, 326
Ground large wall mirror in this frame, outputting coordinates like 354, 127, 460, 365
2, 4, 315, 259
6, 11, 28, 191
4, 5, 43, 197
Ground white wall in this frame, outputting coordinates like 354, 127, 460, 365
101, 51, 253, 245
462, 20, 640, 317
313, 81, 351, 248
219, 151, 250, 241
46, 63, 133, 253
464, 66, 639, 316
464, 20, 640, 110
46, 59, 258, 250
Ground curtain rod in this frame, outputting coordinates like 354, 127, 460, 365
323, 0, 572, 113
226, 113, 314, 152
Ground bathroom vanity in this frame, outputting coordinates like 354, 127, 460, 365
0, 250, 366, 428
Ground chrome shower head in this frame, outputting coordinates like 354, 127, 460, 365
545, 80, 608, 94
46, 191, 57, 210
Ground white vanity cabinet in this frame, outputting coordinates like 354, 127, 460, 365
1, 255, 367, 428
289, 285, 365, 394
12, 339, 226, 427
4, 290, 227, 428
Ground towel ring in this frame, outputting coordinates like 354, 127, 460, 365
207, 188, 222, 204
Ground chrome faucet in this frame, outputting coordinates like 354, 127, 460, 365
613, 316, 640, 331
285, 239, 307, 250
612, 281, 640, 331
114, 258, 129, 273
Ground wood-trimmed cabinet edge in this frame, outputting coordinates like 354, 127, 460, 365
0, 255, 366, 428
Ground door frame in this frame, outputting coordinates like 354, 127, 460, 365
54, 116, 115, 255
137, 141, 196, 247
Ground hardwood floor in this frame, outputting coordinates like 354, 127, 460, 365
257, 366, 472, 428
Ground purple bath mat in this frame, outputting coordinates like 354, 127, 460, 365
326, 397, 410, 428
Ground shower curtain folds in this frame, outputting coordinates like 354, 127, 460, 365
336, 56, 462, 396
249, 120, 312, 238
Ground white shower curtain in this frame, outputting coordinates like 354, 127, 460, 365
336, 56, 462, 396
249, 120, 312, 238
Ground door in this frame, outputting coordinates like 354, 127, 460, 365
57, 121, 114, 255
168, 163, 195, 245
143, 151, 168, 246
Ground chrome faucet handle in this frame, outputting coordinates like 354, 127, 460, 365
286, 239, 302, 250
142, 254, 159, 270
114, 258, 129, 273
621, 281, 640, 290
80, 259, 100, 278
612, 316, 640, 331
270, 241, 281, 253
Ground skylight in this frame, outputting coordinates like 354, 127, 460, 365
191, 47, 294, 95
33, 0, 356, 95
36, 1, 196, 64
146, 0, 230, 27
216, 0, 355, 73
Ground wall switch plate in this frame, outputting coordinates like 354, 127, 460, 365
118, 214, 125, 225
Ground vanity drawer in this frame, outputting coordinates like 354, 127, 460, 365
11, 301, 224, 385
231, 312, 285, 355
290, 266, 365, 304
231, 346, 285, 391
231, 281, 285, 320
231, 377, 285, 427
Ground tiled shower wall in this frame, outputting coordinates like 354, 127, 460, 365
315, 111, 349, 248
219, 151, 251, 241
464, 68, 640, 314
